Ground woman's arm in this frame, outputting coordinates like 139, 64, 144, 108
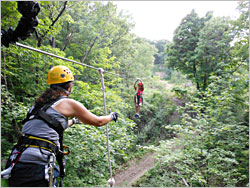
141, 80, 144, 91
54, 98, 113, 127
134, 80, 137, 90
134, 78, 141, 90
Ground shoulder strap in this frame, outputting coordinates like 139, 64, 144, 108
22, 96, 67, 135
36, 109, 64, 134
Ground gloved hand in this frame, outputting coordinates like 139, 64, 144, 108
136, 78, 141, 82
110, 112, 118, 122
72, 117, 82, 124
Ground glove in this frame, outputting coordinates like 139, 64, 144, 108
72, 117, 81, 124
110, 112, 118, 122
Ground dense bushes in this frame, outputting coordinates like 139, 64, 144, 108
134, 75, 249, 187
134, 3, 249, 187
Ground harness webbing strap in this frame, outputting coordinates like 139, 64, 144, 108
22, 96, 66, 136
36, 109, 64, 134
28, 135, 56, 146
18, 135, 58, 154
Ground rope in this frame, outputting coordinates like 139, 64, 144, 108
98, 68, 113, 183
15, 42, 123, 77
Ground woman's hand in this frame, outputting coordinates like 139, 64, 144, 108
110, 112, 118, 122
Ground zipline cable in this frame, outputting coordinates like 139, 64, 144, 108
15, 42, 124, 78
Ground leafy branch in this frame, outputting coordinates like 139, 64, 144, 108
37, 1, 68, 47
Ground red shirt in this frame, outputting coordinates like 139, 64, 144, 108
135, 85, 144, 96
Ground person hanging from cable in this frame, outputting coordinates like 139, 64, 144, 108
2, 65, 118, 187
134, 78, 144, 118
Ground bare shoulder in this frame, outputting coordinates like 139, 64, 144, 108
57, 98, 76, 106
54, 98, 83, 117
61, 98, 86, 109
62, 97, 77, 103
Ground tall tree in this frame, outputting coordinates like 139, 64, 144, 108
152, 39, 170, 65
166, 10, 212, 90
195, 16, 233, 90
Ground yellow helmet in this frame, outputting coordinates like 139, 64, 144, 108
47, 65, 74, 85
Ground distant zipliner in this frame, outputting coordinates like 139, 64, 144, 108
134, 78, 144, 118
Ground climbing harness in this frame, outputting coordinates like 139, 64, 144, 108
134, 90, 143, 106
22, 96, 71, 186
2, 96, 70, 187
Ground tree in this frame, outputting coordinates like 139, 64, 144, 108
119, 38, 157, 83
152, 40, 170, 65
1, 1, 21, 30
166, 10, 212, 90
195, 16, 233, 90
35, 1, 68, 47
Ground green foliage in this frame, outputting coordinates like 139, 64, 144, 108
134, 3, 249, 187
171, 87, 187, 99
135, 61, 249, 187
1, 1, 21, 30
166, 10, 235, 91
1, 179, 9, 187
166, 9, 209, 88
151, 40, 170, 65
135, 79, 249, 186
131, 82, 179, 145
119, 38, 157, 83
1, 1, 249, 187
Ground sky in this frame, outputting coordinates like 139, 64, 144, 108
113, 1, 241, 41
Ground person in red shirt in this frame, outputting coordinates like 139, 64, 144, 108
134, 78, 144, 118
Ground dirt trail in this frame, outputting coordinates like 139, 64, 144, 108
159, 79, 175, 90
113, 153, 156, 187
113, 76, 183, 187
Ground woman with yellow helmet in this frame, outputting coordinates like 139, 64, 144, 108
6, 65, 118, 187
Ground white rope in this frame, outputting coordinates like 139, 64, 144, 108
98, 68, 114, 186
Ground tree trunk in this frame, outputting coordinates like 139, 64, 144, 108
50, 36, 55, 48
203, 74, 207, 90
193, 62, 200, 90
12, 118, 21, 138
